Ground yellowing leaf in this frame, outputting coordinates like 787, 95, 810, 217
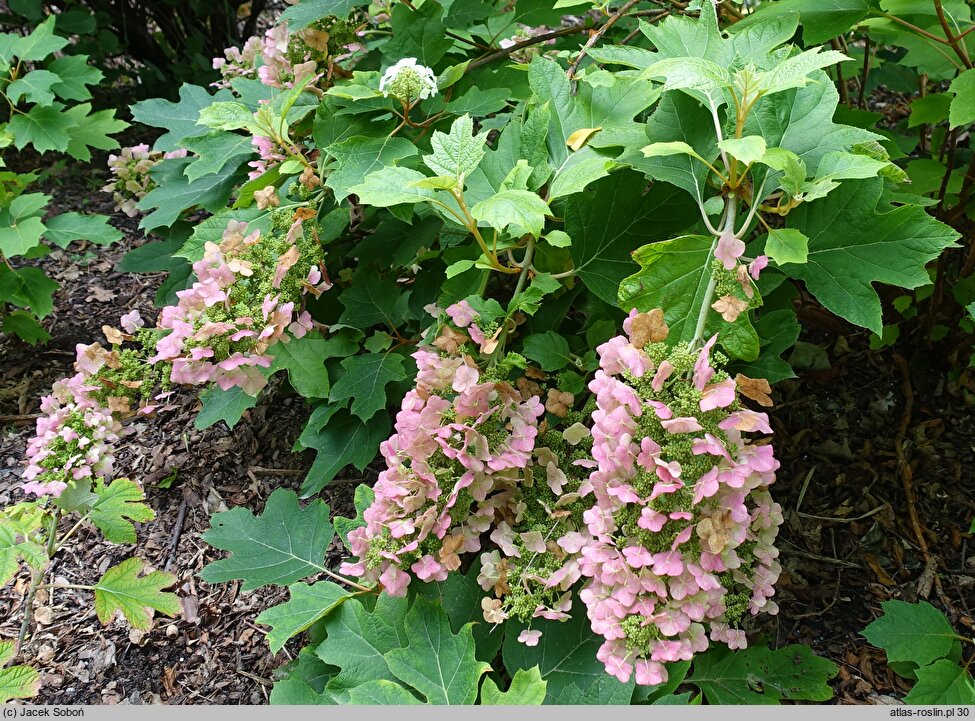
93, 558, 180, 630
566, 126, 602, 152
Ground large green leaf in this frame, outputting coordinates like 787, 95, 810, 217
382, 0, 452, 66
47, 54, 102, 101
131, 84, 233, 152
298, 410, 391, 496
747, 73, 880, 176
93, 557, 180, 630
315, 594, 411, 701
89, 478, 155, 544
6, 69, 59, 105
329, 352, 407, 421
138, 157, 245, 231
621, 92, 717, 206
42, 212, 122, 248
257, 581, 351, 653
620, 234, 760, 361
733, 0, 878, 44
200, 488, 336, 591
326, 136, 419, 202
687, 644, 837, 704
733, 308, 800, 383
62, 104, 127, 161
502, 611, 634, 704
904, 660, 975, 705
0, 266, 59, 317
528, 57, 658, 172
269, 336, 331, 399
413, 560, 504, 664
8, 103, 75, 153
337, 269, 410, 329
278, 0, 359, 28
481, 667, 547, 705
472, 189, 550, 238
862, 600, 961, 668
781, 178, 959, 333
384, 597, 491, 704
0, 216, 45, 258
181, 131, 255, 182
269, 648, 338, 704
423, 115, 488, 181
563, 171, 698, 305
194, 385, 259, 430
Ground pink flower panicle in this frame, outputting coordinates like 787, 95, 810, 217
577, 310, 783, 685
22, 208, 330, 499
148, 212, 326, 396
340, 343, 547, 597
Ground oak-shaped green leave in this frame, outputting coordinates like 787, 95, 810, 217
315, 593, 411, 701
481, 667, 547, 705
131, 84, 233, 152
200, 488, 335, 590
563, 171, 698, 305
732, 0, 875, 44
423, 114, 488, 181
0, 640, 40, 704
326, 136, 419, 202
89, 478, 155, 544
269, 336, 331, 398
619, 234, 760, 361
297, 410, 391, 497
904, 660, 975, 705
687, 644, 837, 704
781, 178, 959, 333
329, 352, 408, 421
862, 600, 961, 668
42, 212, 123, 248
6, 69, 59, 105
194, 385, 259, 430
471, 189, 550, 238
93, 557, 180, 630
384, 597, 491, 704
0, 520, 46, 586
257, 581, 351, 653
522, 331, 573, 371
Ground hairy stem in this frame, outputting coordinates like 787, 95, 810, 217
18, 509, 60, 654
690, 198, 737, 348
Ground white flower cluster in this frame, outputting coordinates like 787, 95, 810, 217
379, 57, 438, 101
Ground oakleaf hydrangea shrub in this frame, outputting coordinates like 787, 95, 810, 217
7, 0, 967, 704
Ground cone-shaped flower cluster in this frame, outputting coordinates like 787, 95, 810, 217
575, 312, 783, 686
22, 209, 330, 499
340, 339, 545, 596
149, 214, 328, 396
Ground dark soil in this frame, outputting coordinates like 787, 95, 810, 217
1, 150, 973, 705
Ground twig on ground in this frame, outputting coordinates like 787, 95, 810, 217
164, 497, 189, 573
